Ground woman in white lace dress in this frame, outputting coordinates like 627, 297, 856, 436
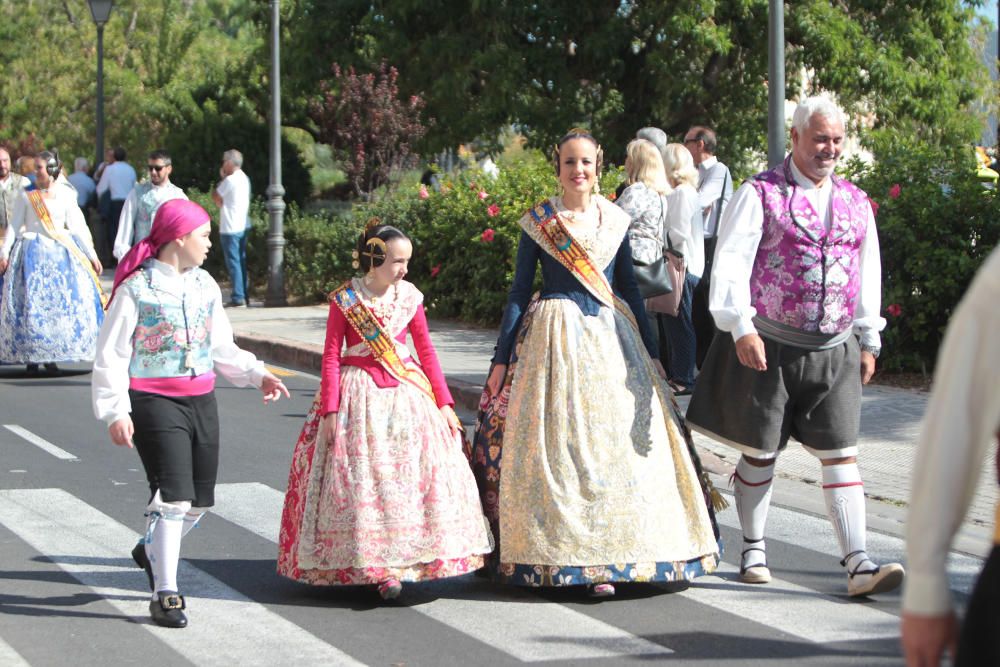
0, 150, 103, 372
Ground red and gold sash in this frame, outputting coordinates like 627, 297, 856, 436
330, 281, 436, 402
522, 199, 638, 328
26, 190, 107, 306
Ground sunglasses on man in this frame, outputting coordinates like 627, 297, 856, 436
148, 164, 168, 172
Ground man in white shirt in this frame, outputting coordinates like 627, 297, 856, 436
113, 149, 187, 260
686, 96, 904, 598
211, 149, 251, 307
900, 246, 1000, 667
684, 125, 733, 367
0, 148, 29, 247
96, 146, 137, 262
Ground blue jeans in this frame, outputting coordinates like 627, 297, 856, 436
660, 271, 700, 387
220, 231, 248, 305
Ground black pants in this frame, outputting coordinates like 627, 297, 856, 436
691, 237, 718, 368
105, 198, 126, 255
130, 390, 220, 507
957, 545, 1000, 666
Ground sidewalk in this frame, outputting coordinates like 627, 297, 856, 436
224, 300, 997, 556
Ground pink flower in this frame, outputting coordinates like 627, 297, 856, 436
487, 203, 500, 217
868, 197, 879, 217
887, 303, 903, 317
419, 185, 429, 199
481, 228, 495, 242
142, 335, 163, 352
430, 264, 441, 278
477, 190, 489, 200
889, 183, 901, 199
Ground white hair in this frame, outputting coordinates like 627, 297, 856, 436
74, 157, 90, 172
223, 149, 243, 167
792, 95, 846, 134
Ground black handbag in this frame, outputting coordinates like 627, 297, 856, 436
631, 194, 672, 298
633, 255, 673, 298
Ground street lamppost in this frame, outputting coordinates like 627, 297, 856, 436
767, 0, 785, 168
87, 0, 114, 172
265, 0, 287, 306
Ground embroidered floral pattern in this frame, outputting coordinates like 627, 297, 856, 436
749, 159, 869, 334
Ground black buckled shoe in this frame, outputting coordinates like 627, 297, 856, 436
150, 592, 188, 628
131, 543, 154, 591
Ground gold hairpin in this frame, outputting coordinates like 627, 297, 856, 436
362, 237, 387, 262
364, 217, 381, 233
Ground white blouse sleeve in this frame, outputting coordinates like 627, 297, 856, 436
708, 181, 763, 340
209, 281, 266, 387
852, 209, 886, 347
92, 288, 139, 425
65, 195, 98, 261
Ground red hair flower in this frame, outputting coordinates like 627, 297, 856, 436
481, 228, 495, 242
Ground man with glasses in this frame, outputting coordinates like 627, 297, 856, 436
684, 126, 733, 367
686, 96, 903, 599
113, 149, 187, 261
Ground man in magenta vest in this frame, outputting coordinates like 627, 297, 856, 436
687, 95, 904, 598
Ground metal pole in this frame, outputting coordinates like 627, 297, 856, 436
767, 0, 786, 168
265, 0, 287, 306
95, 23, 105, 171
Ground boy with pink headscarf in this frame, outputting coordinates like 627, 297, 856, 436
92, 199, 289, 628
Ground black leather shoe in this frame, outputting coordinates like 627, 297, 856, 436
150, 592, 187, 628
131, 543, 154, 591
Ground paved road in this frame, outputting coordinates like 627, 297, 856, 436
0, 362, 983, 666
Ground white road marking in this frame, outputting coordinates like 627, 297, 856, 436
0, 488, 367, 667
4, 425, 78, 461
213, 482, 675, 662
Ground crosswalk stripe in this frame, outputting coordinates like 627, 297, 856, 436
680, 562, 898, 643
3, 424, 78, 461
714, 500, 983, 596
0, 637, 30, 667
0, 488, 367, 667
213, 482, 675, 662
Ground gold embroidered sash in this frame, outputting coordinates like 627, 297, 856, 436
330, 282, 437, 403
522, 200, 638, 328
26, 190, 107, 306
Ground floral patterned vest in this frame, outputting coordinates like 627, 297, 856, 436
127, 268, 215, 378
749, 157, 869, 335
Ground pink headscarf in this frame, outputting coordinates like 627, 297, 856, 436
109, 199, 211, 304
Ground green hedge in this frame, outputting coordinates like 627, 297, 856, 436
358, 154, 624, 323
846, 142, 998, 372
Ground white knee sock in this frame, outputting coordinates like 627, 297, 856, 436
734, 457, 775, 567
147, 511, 185, 596
822, 462, 870, 572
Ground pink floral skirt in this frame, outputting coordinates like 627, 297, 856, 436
277, 367, 492, 585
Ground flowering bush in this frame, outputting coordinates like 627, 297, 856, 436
844, 141, 998, 372
356, 152, 624, 323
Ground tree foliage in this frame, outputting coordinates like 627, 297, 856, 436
274, 0, 994, 175
310, 63, 428, 200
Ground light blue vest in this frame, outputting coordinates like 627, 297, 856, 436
128, 268, 216, 378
